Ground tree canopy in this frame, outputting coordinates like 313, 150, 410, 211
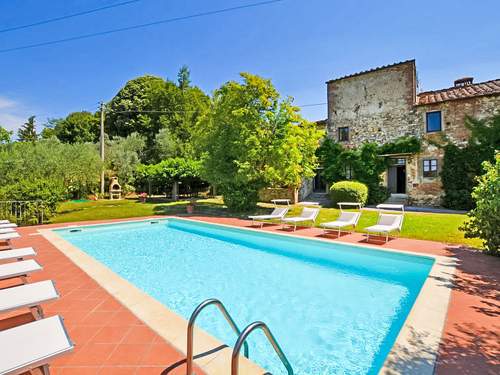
196, 73, 321, 210
17, 116, 38, 142
0, 126, 12, 143
42, 111, 99, 143
105, 69, 209, 161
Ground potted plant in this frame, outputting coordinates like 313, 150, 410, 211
138, 192, 147, 203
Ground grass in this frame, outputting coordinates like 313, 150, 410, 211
52, 198, 482, 248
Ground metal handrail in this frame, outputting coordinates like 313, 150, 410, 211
186, 298, 249, 375
231, 321, 293, 375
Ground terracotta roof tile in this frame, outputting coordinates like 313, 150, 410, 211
417, 79, 500, 105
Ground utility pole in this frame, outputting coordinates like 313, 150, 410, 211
100, 102, 105, 196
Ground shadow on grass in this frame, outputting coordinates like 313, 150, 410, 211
153, 201, 270, 219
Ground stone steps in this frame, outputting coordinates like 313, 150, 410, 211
301, 192, 331, 207
384, 194, 409, 205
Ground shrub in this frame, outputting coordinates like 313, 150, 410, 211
221, 183, 260, 212
330, 181, 368, 206
460, 154, 500, 255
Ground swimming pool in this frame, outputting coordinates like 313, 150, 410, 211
55, 218, 434, 374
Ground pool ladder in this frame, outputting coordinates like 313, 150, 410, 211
186, 298, 294, 375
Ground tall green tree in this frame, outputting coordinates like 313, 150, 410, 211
106, 73, 209, 161
17, 116, 38, 142
106, 75, 166, 141
0, 126, 12, 143
196, 73, 321, 210
177, 65, 191, 90
42, 112, 99, 143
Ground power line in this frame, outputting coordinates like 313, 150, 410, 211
0, 0, 284, 54
108, 103, 325, 114
0, 0, 141, 34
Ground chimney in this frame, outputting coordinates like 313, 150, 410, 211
454, 77, 474, 87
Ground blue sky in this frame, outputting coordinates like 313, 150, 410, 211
0, 0, 499, 131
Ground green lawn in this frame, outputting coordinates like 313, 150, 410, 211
52, 198, 482, 248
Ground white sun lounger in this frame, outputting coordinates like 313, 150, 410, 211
0, 220, 11, 224
0, 228, 16, 234
321, 212, 361, 235
365, 204, 405, 242
320, 202, 362, 236
0, 315, 74, 375
0, 223, 17, 229
281, 207, 320, 231
0, 232, 21, 249
0, 247, 37, 262
0, 259, 42, 283
0, 280, 59, 318
248, 207, 289, 227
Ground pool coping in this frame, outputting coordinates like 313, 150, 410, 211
39, 217, 456, 375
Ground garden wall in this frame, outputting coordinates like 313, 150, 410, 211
259, 187, 297, 203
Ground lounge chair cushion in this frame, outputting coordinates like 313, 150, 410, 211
282, 208, 319, 223
0, 228, 16, 234
0, 259, 42, 280
249, 207, 289, 220
0, 315, 73, 375
0, 280, 59, 314
0, 223, 17, 229
0, 232, 21, 241
321, 212, 360, 228
0, 247, 36, 261
365, 224, 399, 233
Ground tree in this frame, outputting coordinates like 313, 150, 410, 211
153, 128, 181, 160
106, 73, 209, 161
0, 138, 102, 204
461, 153, 500, 255
106, 133, 146, 187
17, 116, 38, 142
177, 65, 191, 90
42, 112, 99, 143
106, 75, 166, 141
196, 73, 321, 211
0, 126, 12, 143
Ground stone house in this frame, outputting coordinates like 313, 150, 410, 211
319, 59, 500, 206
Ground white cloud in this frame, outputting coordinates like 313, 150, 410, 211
0, 96, 29, 131
0, 97, 17, 110
0, 113, 26, 132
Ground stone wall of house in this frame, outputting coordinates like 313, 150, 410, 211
408, 95, 500, 206
416, 95, 500, 146
326, 61, 418, 146
299, 178, 314, 200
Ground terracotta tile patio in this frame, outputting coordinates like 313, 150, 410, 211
1, 215, 498, 374
0, 218, 204, 375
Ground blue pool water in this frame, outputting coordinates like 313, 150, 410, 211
56, 219, 433, 374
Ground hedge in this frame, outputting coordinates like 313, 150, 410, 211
330, 180, 368, 206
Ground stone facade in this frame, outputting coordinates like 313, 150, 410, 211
324, 60, 500, 206
327, 60, 418, 146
